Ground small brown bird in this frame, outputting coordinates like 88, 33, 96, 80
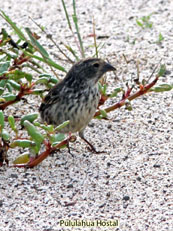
39, 58, 115, 152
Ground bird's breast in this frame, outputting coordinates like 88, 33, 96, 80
61, 85, 100, 133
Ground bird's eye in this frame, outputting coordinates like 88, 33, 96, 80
93, 63, 99, 68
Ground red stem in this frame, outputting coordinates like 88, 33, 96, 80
95, 75, 159, 117
12, 139, 69, 168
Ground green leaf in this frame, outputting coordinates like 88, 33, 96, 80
95, 115, 103, 120
158, 32, 164, 42
46, 83, 55, 89
136, 14, 153, 29
6, 82, 13, 93
0, 80, 7, 95
24, 73, 32, 82
98, 82, 104, 94
0, 61, 10, 74
136, 20, 144, 28
63, 43, 79, 61
50, 76, 58, 84
146, 22, 152, 28
52, 141, 65, 147
151, 84, 173, 92
110, 88, 122, 97
2, 93, 16, 101
101, 84, 107, 95
158, 64, 166, 77
30, 89, 44, 95
50, 133, 65, 144
100, 109, 107, 118
125, 100, 133, 111
0, 97, 6, 102
0, 10, 26, 41
55, 120, 69, 131
36, 77, 49, 84
11, 140, 36, 148
8, 115, 16, 131
39, 73, 52, 78
25, 27, 49, 58
23, 50, 67, 72
72, 0, 85, 58
13, 152, 30, 164
1, 129, 10, 141
44, 125, 54, 132
0, 79, 6, 88
0, 110, 5, 129
24, 120, 44, 154
9, 70, 32, 81
7, 80, 21, 90
24, 120, 44, 144
141, 15, 152, 28
1, 28, 8, 40
21, 113, 38, 126
34, 122, 54, 132
61, 0, 72, 30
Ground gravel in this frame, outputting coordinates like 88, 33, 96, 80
0, 0, 173, 231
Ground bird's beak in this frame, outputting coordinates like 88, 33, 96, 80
103, 62, 116, 72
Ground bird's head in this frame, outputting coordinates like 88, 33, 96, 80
65, 58, 116, 87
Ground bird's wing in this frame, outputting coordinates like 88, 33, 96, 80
39, 81, 65, 113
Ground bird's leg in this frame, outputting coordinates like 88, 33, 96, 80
79, 130, 104, 154
66, 132, 74, 157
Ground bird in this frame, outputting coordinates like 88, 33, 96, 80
39, 58, 115, 152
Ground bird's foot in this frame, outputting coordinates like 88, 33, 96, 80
80, 136, 106, 154
87, 146, 106, 154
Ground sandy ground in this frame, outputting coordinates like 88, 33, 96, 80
0, 0, 173, 230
